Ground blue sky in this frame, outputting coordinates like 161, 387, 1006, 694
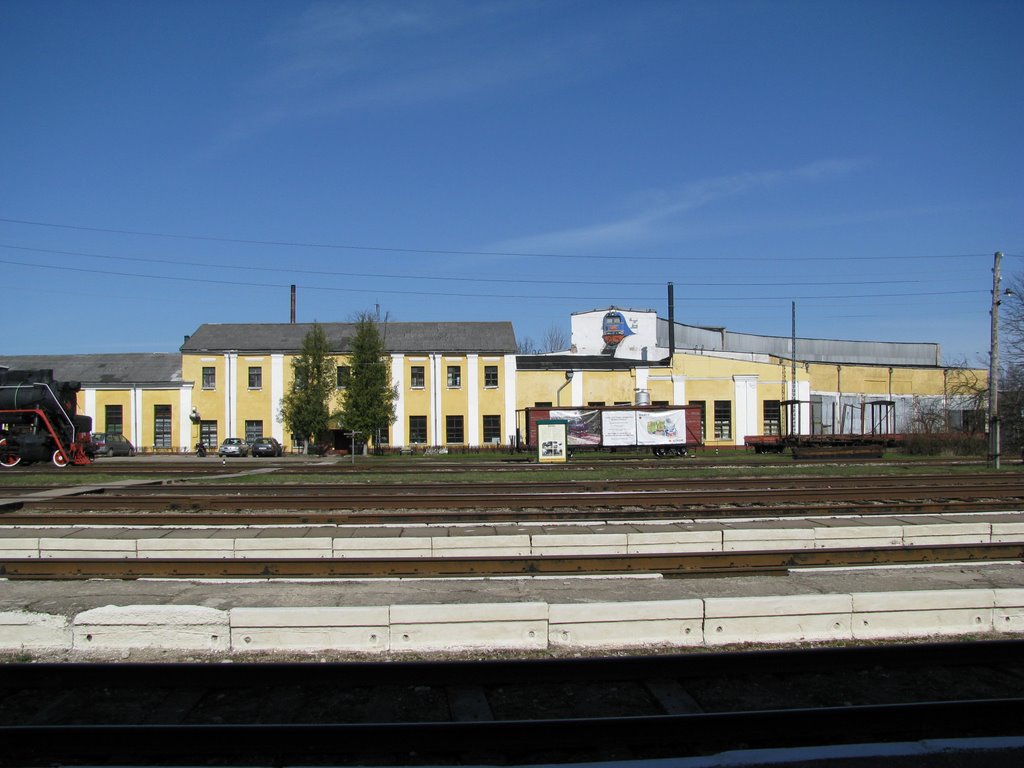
2, 0, 1021, 363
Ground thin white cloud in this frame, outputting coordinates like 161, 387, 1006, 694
229, 1, 604, 134
493, 159, 867, 253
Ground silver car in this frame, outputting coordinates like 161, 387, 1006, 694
217, 437, 249, 457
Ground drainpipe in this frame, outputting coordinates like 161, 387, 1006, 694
556, 371, 574, 407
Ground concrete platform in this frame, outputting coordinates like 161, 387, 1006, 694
2, 564, 1023, 656
3, 511, 1023, 559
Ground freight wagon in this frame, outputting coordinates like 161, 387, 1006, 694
519, 405, 703, 457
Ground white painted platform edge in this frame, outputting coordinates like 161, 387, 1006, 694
3, 587, 1023, 654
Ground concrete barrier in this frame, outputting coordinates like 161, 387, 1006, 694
138, 538, 234, 558
704, 594, 853, 646
812, 523, 903, 549
722, 526, 815, 552
233, 536, 334, 559
901, 521, 992, 546
994, 589, 1024, 633
3, 586, 1023, 655
549, 599, 703, 648
0, 536, 39, 558
334, 536, 433, 558
231, 606, 389, 652
626, 530, 721, 554
73, 605, 230, 651
532, 533, 628, 556
433, 534, 532, 558
852, 589, 995, 640
0, 611, 71, 650
992, 522, 1024, 543
390, 602, 548, 652
39, 536, 136, 559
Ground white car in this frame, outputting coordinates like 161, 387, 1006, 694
217, 437, 249, 457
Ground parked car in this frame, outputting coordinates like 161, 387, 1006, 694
250, 436, 283, 457
217, 437, 249, 457
90, 432, 136, 457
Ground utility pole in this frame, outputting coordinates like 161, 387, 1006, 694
990, 251, 1004, 469
790, 301, 798, 436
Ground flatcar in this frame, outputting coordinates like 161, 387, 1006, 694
0, 369, 92, 468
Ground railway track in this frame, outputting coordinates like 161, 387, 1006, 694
5, 474, 1024, 514
2, 639, 1022, 765
4, 542, 1022, 580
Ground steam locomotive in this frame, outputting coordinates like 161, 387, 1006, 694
0, 369, 93, 468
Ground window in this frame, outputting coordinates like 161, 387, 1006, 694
154, 405, 172, 449
483, 415, 501, 443
587, 401, 605, 407
446, 415, 464, 444
447, 365, 461, 388
484, 365, 499, 388
336, 365, 351, 389
409, 415, 427, 444
248, 366, 262, 389
763, 400, 782, 436
199, 420, 218, 449
410, 365, 425, 388
714, 400, 732, 440
689, 400, 706, 440
652, 400, 670, 406
535, 401, 552, 408
376, 423, 390, 445
104, 404, 123, 435
202, 367, 216, 389
244, 420, 263, 443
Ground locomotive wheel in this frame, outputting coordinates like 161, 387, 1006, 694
51, 450, 69, 468
0, 438, 21, 468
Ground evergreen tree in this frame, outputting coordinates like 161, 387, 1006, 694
339, 313, 396, 449
280, 323, 336, 452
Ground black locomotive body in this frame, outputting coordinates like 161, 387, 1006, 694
0, 369, 93, 468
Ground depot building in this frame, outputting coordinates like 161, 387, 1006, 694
0, 306, 985, 453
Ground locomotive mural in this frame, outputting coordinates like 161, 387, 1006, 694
0, 369, 93, 468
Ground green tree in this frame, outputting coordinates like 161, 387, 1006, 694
338, 313, 396, 450
280, 323, 337, 452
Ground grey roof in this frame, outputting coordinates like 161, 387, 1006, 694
658, 320, 941, 367
0, 353, 183, 386
181, 322, 518, 354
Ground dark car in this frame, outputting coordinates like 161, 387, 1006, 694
90, 432, 136, 457
217, 437, 249, 457
250, 437, 283, 457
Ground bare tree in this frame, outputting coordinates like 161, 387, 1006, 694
542, 324, 569, 353
516, 337, 540, 354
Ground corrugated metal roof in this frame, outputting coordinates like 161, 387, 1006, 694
0, 353, 183, 385
658, 320, 941, 367
181, 322, 517, 354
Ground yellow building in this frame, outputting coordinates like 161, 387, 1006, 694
180, 322, 518, 451
1, 308, 985, 453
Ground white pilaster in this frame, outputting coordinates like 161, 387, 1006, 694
504, 354, 517, 445
467, 354, 479, 446
391, 353, 405, 446
571, 370, 583, 406
179, 387, 192, 452
673, 375, 686, 406
733, 375, 759, 446
83, 388, 97, 429
271, 354, 284, 442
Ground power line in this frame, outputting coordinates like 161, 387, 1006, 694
0, 257, 989, 302
0, 243, 940, 289
0, 216, 991, 262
